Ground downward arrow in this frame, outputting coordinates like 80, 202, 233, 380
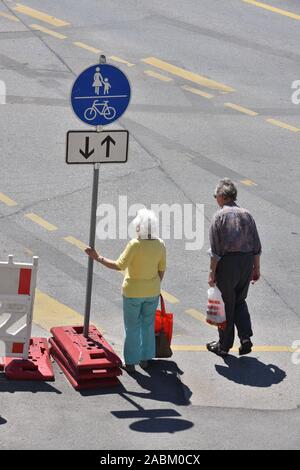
79, 137, 95, 159
101, 135, 116, 158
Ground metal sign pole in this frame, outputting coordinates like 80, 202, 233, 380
83, 55, 106, 338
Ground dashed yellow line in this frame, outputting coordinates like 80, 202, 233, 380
74, 41, 102, 54
185, 308, 215, 328
224, 102, 258, 116
161, 290, 179, 304
64, 236, 86, 251
144, 70, 173, 82
182, 85, 214, 99
242, 0, 300, 22
172, 345, 297, 352
25, 213, 58, 231
0, 192, 17, 207
34, 289, 104, 333
266, 118, 300, 132
240, 179, 257, 186
109, 56, 135, 67
30, 24, 67, 39
142, 57, 235, 93
13, 3, 70, 27
0, 11, 19, 22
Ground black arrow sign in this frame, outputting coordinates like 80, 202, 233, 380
101, 135, 116, 158
79, 137, 95, 159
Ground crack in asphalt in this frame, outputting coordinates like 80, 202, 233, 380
2, 0, 75, 77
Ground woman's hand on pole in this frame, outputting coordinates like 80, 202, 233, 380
85, 247, 100, 261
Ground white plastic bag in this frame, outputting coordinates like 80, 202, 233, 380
206, 286, 226, 329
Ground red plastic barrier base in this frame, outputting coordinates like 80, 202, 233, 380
4, 338, 54, 381
49, 337, 122, 381
51, 346, 120, 391
50, 325, 122, 370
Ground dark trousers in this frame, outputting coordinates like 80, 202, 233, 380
216, 253, 254, 351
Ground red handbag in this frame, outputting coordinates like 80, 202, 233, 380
155, 295, 173, 357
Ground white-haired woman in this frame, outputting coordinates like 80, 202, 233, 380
85, 208, 166, 373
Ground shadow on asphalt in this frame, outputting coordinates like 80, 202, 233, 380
110, 360, 194, 434
0, 373, 62, 394
79, 383, 128, 397
215, 355, 287, 387
122, 359, 192, 405
0, 416, 7, 425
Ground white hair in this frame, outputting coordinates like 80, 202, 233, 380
133, 208, 158, 239
215, 178, 237, 201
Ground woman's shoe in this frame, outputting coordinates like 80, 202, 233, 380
122, 364, 135, 373
140, 360, 149, 369
206, 341, 228, 357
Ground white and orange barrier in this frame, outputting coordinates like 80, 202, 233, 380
0, 255, 38, 360
0, 255, 54, 381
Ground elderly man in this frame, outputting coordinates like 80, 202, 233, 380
207, 178, 262, 357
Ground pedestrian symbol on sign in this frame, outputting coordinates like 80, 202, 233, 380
92, 67, 104, 95
71, 63, 131, 126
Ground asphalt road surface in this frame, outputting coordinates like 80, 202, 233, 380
0, 0, 299, 450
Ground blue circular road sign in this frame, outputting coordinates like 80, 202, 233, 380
71, 64, 131, 126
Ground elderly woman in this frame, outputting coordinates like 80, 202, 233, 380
85, 208, 166, 372
207, 178, 262, 357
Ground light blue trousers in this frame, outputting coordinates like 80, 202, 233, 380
122, 295, 159, 365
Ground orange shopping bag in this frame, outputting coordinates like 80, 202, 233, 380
155, 295, 173, 358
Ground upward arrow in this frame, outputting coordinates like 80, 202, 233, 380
79, 137, 95, 159
101, 135, 116, 158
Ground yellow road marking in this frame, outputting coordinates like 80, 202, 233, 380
224, 102, 258, 116
74, 41, 102, 54
266, 118, 300, 132
0, 192, 17, 206
30, 24, 67, 39
251, 346, 296, 352
142, 57, 235, 93
34, 289, 104, 333
242, 0, 300, 21
25, 213, 58, 231
240, 179, 258, 186
173, 345, 208, 351
144, 70, 173, 82
172, 345, 297, 352
0, 11, 19, 22
109, 56, 135, 67
64, 236, 86, 251
182, 84, 214, 99
13, 3, 70, 27
185, 308, 215, 328
161, 289, 179, 304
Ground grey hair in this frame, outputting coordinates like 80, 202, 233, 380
214, 178, 237, 201
132, 208, 158, 239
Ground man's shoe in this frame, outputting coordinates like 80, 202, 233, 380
140, 360, 149, 369
206, 341, 228, 357
239, 339, 253, 356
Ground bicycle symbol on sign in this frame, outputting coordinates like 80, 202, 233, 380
84, 100, 117, 121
